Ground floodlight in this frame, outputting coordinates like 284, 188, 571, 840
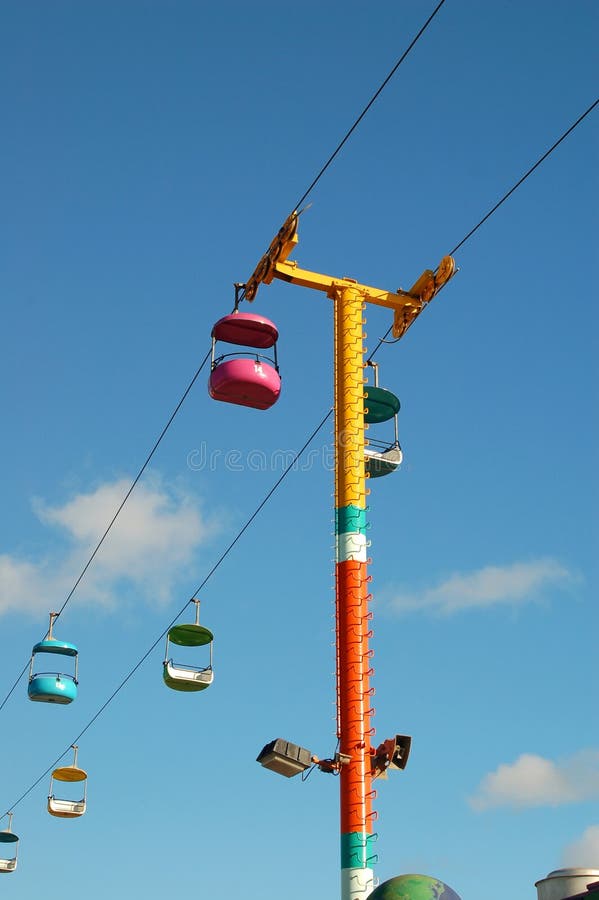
256, 738, 313, 778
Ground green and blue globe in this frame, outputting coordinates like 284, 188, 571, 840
369, 873, 461, 900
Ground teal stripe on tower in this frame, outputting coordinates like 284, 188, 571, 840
336, 505, 368, 536
340, 833, 378, 868
336, 504, 369, 564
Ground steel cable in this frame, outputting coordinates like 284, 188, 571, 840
1, 408, 333, 819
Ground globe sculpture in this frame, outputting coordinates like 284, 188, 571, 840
369, 873, 462, 900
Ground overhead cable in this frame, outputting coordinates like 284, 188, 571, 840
293, 0, 447, 211
0, 349, 212, 713
1, 408, 333, 819
448, 96, 599, 256
367, 97, 599, 362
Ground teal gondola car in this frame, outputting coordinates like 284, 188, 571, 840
364, 363, 403, 478
0, 815, 18, 874
28, 613, 79, 704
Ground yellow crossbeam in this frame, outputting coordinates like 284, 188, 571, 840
243, 210, 456, 340
272, 256, 455, 340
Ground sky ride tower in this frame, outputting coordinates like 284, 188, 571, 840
247, 210, 456, 899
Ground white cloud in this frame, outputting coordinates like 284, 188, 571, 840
0, 476, 214, 617
470, 751, 599, 811
386, 559, 575, 615
0, 554, 55, 617
562, 824, 599, 867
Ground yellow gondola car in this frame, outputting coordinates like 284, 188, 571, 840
48, 746, 87, 818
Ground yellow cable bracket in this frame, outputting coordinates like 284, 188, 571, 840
243, 210, 456, 340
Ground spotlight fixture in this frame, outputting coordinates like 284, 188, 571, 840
256, 738, 313, 778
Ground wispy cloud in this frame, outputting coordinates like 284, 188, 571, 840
385, 559, 576, 616
469, 751, 599, 811
562, 824, 599, 867
0, 475, 215, 618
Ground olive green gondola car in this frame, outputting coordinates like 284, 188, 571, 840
163, 620, 214, 692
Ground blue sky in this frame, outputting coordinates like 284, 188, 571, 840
0, 2, 597, 898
